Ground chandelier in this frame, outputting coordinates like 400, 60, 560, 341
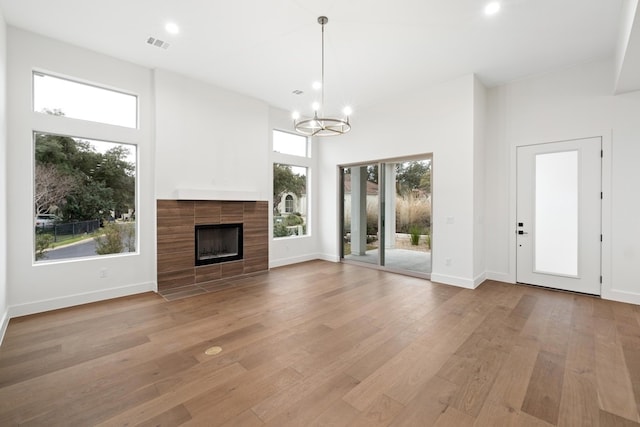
293, 16, 352, 137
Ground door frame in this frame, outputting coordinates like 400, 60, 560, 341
515, 138, 601, 294
508, 133, 612, 297
337, 154, 434, 279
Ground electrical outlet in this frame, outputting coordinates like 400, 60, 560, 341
99, 268, 108, 278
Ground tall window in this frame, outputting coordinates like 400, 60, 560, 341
272, 130, 310, 238
33, 72, 138, 262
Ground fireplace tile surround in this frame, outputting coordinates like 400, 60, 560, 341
156, 199, 269, 296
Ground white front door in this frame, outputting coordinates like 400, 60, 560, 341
516, 137, 601, 295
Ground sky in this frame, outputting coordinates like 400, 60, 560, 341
33, 72, 137, 128
273, 130, 308, 157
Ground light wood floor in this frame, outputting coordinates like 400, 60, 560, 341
1, 260, 640, 426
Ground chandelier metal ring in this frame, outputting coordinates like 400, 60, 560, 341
294, 117, 351, 137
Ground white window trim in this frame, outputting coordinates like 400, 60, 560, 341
272, 129, 312, 239
31, 70, 140, 264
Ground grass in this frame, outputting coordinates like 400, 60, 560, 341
35, 228, 101, 248
50, 231, 101, 248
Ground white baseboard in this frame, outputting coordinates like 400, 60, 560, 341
0, 307, 9, 346
485, 271, 514, 284
269, 253, 325, 269
473, 272, 487, 288
430, 273, 478, 289
7, 281, 157, 319
317, 253, 340, 263
601, 288, 640, 306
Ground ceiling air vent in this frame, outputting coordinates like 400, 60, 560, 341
146, 37, 170, 50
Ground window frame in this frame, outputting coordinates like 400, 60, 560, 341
31, 69, 140, 264
32, 70, 139, 129
272, 128, 310, 158
272, 129, 312, 239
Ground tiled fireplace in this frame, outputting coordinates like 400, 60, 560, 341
156, 199, 269, 294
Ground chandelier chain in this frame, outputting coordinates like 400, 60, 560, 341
321, 18, 325, 111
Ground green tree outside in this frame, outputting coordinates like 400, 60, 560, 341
395, 160, 431, 196
34, 132, 135, 222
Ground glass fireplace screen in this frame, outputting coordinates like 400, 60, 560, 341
195, 223, 243, 266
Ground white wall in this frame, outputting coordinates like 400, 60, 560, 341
610, 89, 640, 303
154, 70, 270, 200
615, 0, 640, 93
485, 58, 640, 305
154, 72, 320, 269
269, 107, 320, 267
0, 10, 8, 341
6, 28, 156, 317
473, 77, 487, 283
317, 74, 480, 288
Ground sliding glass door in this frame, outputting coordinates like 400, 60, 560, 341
342, 164, 379, 265
341, 155, 432, 277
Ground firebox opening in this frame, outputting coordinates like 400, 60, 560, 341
195, 223, 243, 266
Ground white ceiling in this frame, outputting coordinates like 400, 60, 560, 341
0, 0, 627, 114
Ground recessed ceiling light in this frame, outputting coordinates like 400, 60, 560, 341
484, 2, 500, 16
165, 22, 180, 35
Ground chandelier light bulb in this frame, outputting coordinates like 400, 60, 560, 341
292, 111, 300, 120
343, 106, 353, 116
312, 102, 320, 111
312, 81, 322, 90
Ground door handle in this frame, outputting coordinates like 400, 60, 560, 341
518, 230, 528, 235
